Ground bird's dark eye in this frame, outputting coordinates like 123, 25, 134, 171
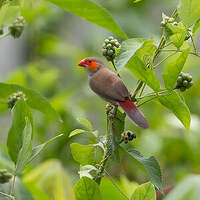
88, 60, 92, 63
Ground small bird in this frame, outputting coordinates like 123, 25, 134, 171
78, 57, 149, 129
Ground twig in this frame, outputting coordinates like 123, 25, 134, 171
0, 191, 15, 200
154, 52, 177, 68
137, 92, 171, 107
10, 172, 16, 196
139, 83, 146, 97
163, 41, 173, 48
104, 169, 129, 200
132, 81, 144, 100
0, 31, 10, 39
188, 31, 197, 53
111, 60, 121, 78
161, 49, 200, 58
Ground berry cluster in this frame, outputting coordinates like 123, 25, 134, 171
121, 131, 136, 144
160, 15, 177, 27
102, 36, 120, 61
175, 72, 193, 92
9, 16, 25, 38
0, 169, 12, 184
8, 91, 27, 109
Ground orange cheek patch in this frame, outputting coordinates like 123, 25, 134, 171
88, 61, 99, 71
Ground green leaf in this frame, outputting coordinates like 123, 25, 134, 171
70, 143, 104, 166
167, 23, 187, 48
28, 134, 63, 164
120, 145, 162, 191
115, 38, 146, 72
0, 83, 59, 120
69, 129, 86, 138
127, 56, 160, 91
131, 182, 156, 200
74, 176, 101, 200
77, 117, 93, 131
115, 39, 160, 91
23, 159, 75, 200
159, 91, 191, 132
79, 165, 98, 179
193, 19, 200, 35
0, 4, 20, 28
164, 175, 200, 200
162, 48, 190, 90
46, 0, 127, 38
16, 119, 32, 174
178, 0, 200, 27
7, 99, 33, 163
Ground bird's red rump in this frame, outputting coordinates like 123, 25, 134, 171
117, 97, 149, 129
117, 97, 136, 111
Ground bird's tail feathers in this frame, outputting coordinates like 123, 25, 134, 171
118, 97, 149, 129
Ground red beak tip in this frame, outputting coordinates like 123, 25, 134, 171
78, 60, 86, 67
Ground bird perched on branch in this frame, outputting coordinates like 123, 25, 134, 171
78, 57, 149, 129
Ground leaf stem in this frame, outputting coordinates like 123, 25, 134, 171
10, 172, 16, 196
137, 92, 172, 107
111, 60, 121, 78
161, 49, 200, 58
104, 169, 129, 200
0, 192, 15, 200
154, 52, 177, 68
0, 31, 10, 39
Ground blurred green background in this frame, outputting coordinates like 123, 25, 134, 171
0, 0, 200, 199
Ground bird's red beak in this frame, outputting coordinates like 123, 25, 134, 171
78, 59, 87, 67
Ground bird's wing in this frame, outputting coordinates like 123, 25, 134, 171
89, 67, 129, 102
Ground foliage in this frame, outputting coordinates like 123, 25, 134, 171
0, 0, 200, 199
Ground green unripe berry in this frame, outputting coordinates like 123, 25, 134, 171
108, 36, 114, 41
107, 49, 114, 56
115, 42, 120, 48
181, 73, 188, 80
186, 75, 192, 82
183, 80, 189, 87
160, 21, 166, 27
168, 17, 175, 23
106, 43, 112, 49
187, 81, 193, 88
180, 87, 186, 92
177, 76, 183, 84
102, 49, 107, 56
0, 29, 3, 35
104, 39, 109, 44
110, 40, 115, 44
172, 21, 178, 26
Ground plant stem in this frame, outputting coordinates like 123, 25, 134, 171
131, 81, 144, 100
0, 31, 10, 39
188, 31, 197, 53
137, 92, 171, 107
111, 60, 121, 78
161, 49, 200, 58
0, 191, 15, 200
154, 52, 177, 68
104, 169, 129, 200
10, 172, 16, 196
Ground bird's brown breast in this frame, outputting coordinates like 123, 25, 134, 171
89, 67, 129, 102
